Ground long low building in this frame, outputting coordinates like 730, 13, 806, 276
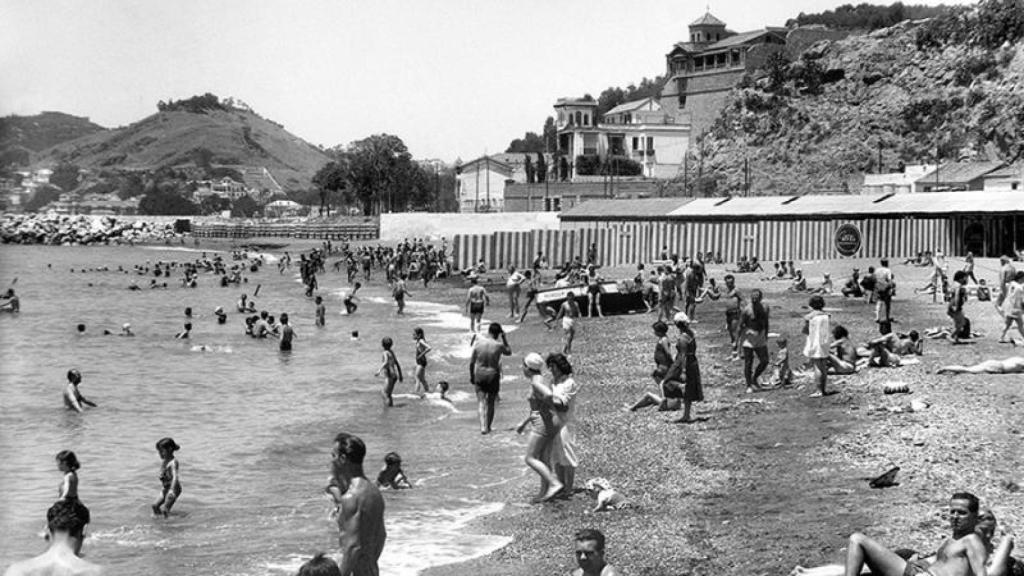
451, 191, 1023, 270
559, 192, 1024, 261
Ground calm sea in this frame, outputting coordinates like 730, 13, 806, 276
0, 244, 525, 576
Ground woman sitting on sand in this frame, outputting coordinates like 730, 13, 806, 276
630, 321, 683, 412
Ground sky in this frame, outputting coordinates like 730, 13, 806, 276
1, 0, 969, 163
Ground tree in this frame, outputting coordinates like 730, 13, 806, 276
339, 134, 412, 215
505, 132, 546, 153
524, 155, 535, 184
50, 162, 81, 192
24, 185, 62, 212
765, 52, 790, 94
139, 190, 199, 215
535, 152, 547, 183
199, 194, 231, 215
231, 195, 259, 217
312, 160, 350, 216
542, 117, 557, 152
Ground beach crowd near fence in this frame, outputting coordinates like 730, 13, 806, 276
190, 220, 380, 240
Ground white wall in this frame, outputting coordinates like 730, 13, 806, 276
379, 212, 560, 241
457, 168, 510, 212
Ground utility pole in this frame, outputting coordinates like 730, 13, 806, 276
744, 157, 749, 196
877, 141, 883, 174
474, 159, 480, 212
485, 155, 490, 211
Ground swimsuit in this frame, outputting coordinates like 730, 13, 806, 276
527, 395, 555, 438
903, 559, 934, 576
473, 366, 500, 395
562, 316, 576, 331
469, 302, 484, 314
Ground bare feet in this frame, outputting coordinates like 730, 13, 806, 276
541, 482, 564, 502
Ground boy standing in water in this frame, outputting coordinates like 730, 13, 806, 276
315, 296, 326, 327
375, 337, 403, 406
413, 328, 431, 396
279, 313, 296, 352
153, 438, 182, 517
63, 370, 97, 413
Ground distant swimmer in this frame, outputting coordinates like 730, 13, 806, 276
237, 294, 248, 313
344, 283, 361, 315
315, 296, 326, 327
175, 322, 192, 339
375, 337, 403, 407
278, 313, 296, 352
152, 437, 182, 517
376, 452, 412, 490
412, 327, 431, 396
0, 288, 19, 313
329, 433, 386, 576
937, 356, 1024, 374
214, 306, 227, 325
3, 500, 101, 576
120, 323, 134, 337
63, 369, 97, 413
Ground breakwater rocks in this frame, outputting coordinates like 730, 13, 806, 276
0, 214, 183, 245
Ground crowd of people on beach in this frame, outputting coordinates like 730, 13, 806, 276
6, 234, 1024, 576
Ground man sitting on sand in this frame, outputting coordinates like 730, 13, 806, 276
842, 492, 989, 576
937, 357, 1024, 374
3, 500, 101, 576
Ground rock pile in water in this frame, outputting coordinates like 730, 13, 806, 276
0, 214, 184, 245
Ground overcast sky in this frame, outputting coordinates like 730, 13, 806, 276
1, 0, 968, 162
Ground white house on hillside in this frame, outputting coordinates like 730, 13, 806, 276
554, 96, 690, 180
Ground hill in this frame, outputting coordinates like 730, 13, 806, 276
0, 112, 105, 166
34, 104, 330, 191
688, 0, 1024, 195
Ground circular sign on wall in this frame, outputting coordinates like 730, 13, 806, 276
834, 223, 862, 256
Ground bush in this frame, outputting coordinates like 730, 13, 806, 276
575, 154, 602, 176
953, 52, 998, 86
916, 0, 1024, 51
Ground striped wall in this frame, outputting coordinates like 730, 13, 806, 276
192, 222, 379, 240
453, 217, 963, 270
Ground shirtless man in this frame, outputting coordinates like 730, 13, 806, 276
330, 433, 386, 576
937, 357, 1024, 375
63, 370, 97, 413
996, 256, 1016, 309
554, 292, 582, 356
4, 500, 101, 576
469, 322, 511, 434
466, 277, 489, 333
0, 288, 19, 313
571, 529, 620, 576
843, 492, 989, 576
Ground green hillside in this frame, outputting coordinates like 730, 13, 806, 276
0, 112, 105, 166
36, 105, 330, 191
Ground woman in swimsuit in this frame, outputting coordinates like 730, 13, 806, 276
375, 337, 403, 407
153, 437, 181, 517
412, 327, 431, 396
520, 353, 563, 503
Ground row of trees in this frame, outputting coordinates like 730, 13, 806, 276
786, 2, 947, 31
312, 134, 457, 216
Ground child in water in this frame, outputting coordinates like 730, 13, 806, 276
175, 322, 192, 339
413, 327, 431, 396
376, 452, 413, 489
315, 296, 325, 327
153, 437, 182, 517
344, 282, 361, 314
375, 337, 403, 406
55, 450, 80, 502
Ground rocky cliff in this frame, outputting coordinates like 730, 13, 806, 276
693, 1, 1024, 195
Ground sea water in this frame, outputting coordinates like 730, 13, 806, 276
0, 245, 522, 575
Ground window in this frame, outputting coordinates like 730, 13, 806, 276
632, 137, 639, 151
584, 114, 590, 126
646, 137, 654, 152
575, 111, 582, 126
1013, 182, 1019, 190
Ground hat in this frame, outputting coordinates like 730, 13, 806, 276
673, 312, 690, 324
122, 323, 131, 330
523, 352, 545, 372
214, 306, 224, 314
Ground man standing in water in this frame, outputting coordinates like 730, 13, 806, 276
3, 500, 101, 576
842, 492, 988, 576
465, 276, 489, 332
331, 433, 386, 576
469, 322, 511, 434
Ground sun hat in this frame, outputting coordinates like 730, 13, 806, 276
673, 312, 690, 324
523, 352, 545, 372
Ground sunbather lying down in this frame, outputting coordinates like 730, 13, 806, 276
789, 506, 1018, 576
937, 356, 1024, 374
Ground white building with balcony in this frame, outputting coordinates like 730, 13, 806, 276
553, 96, 690, 181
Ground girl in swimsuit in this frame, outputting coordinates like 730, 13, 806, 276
153, 437, 182, 517
519, 353, 562, 503
375, 337, 403, 406
55, 450, 80, 502
413, 328, 431, 396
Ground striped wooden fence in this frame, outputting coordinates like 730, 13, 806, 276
453, 216, 961, 270
192, 222, 379, 240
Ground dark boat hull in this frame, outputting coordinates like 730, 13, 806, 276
534, 282, 647, 315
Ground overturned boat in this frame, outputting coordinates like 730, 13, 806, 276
534, 281, 649, 316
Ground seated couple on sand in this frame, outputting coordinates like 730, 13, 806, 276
791, 492, 1019, 576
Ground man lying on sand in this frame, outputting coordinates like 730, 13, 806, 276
937, 357, 1024, 374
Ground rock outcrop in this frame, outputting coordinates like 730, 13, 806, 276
0, 214, 183, 245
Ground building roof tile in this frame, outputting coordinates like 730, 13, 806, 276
690, 12, 726, 26
604, 97, 659, 116
703, 29, 783, 50
917, 161, 1005, 184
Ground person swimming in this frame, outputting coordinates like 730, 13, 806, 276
376, 452, 413, 489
